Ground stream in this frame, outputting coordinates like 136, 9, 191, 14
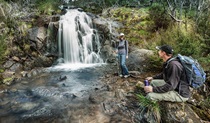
0, 64, 114, 123
0, 63, 142, 123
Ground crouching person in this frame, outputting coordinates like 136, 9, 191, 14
144, 45, 190, 102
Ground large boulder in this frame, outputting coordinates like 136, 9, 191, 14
28, 27, 47, 50
127, 47, 154, 72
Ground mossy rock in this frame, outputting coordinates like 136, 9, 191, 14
2, 77, 14, 85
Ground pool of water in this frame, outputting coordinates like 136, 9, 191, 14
0, 64, 109, 123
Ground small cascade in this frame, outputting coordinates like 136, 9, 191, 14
58, 9, 103, 64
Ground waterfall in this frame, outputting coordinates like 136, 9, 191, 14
58, 9, 103, 65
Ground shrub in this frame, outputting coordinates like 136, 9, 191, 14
149, 25, 203, 58
149, 4, 172, 30
35, 0, 61, 15
0, 35, 7, 62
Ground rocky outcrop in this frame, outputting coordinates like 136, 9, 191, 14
127, 48, 154, 72
28, 27, 47, 51
0, 2, 59, 85
160, 102, 202, 123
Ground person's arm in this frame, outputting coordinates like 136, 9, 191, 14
153, 61, 182, 93
153, 72, 163, 79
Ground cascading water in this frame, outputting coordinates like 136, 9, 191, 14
55, 9, 103, 70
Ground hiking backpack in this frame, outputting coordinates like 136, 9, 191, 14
170, 54, 206, 89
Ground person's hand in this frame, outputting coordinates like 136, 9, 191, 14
126, 55, 128, 59
144, 86, 153, 93
146, 77, 153, 81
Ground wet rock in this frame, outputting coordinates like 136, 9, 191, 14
115, 89, 127, 101
102, 101, 117, 115
21, 81, 29, 84
3, 60, 16, 69
100, 41, 116, 63
32, 86, 60, 97
89, 94, 97, 104
12, 56, 20, 62
62, 83, 66, 87
33, 56, 54, 67
21, 71, 28, 77
2, 71, 15, 78
28, 27, 47, 49
11, 102, 39, 113
59, 75, 67, 81
26, 68, 44, 78
62, 93, 77, 100
21, 107, 52, 119
9, 63, 23, 72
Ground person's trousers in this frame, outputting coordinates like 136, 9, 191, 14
118, 54, 129, 75
146, 79, 189, 102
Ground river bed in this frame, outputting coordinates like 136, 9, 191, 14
0, 63, 142, 123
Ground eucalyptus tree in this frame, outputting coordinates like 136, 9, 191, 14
195, 0, 210, 55
152, 0, 210, 55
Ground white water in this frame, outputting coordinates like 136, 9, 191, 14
53, 9, 104, 71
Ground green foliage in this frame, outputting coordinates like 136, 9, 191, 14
198, 56, 210, 71
107, 7, 153, 46
176, 32, 203, 57
150, 25, 203, 58
149, 3, 172, 30
5, 17, 17, 34
0, 0, 5, 3
35, 0, 61, 15
136, 93, 161, 122
196, 7, 210, 56
0, 35, 7, 62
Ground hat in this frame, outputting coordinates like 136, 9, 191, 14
156, 44, 173, 54
119, 33, 124, 36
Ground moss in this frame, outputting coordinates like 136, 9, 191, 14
0, 69, 4, 73
3, 77, 14, 85
24, 44, 31, 52
32, 52, 38, 57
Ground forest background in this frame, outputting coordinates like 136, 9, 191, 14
0, 0, 210, 71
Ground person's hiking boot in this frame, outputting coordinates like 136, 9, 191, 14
119, 74, 123, 77
124, 75, 130, 78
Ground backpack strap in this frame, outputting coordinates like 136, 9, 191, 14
124, 40, 128, 55
124, 40, 127, 48
165, 57, 176, 68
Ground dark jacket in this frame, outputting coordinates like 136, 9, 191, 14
152, 58, 191, 98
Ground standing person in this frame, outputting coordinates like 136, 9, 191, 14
144, 44, 190, 102
116, 33, 130, 78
